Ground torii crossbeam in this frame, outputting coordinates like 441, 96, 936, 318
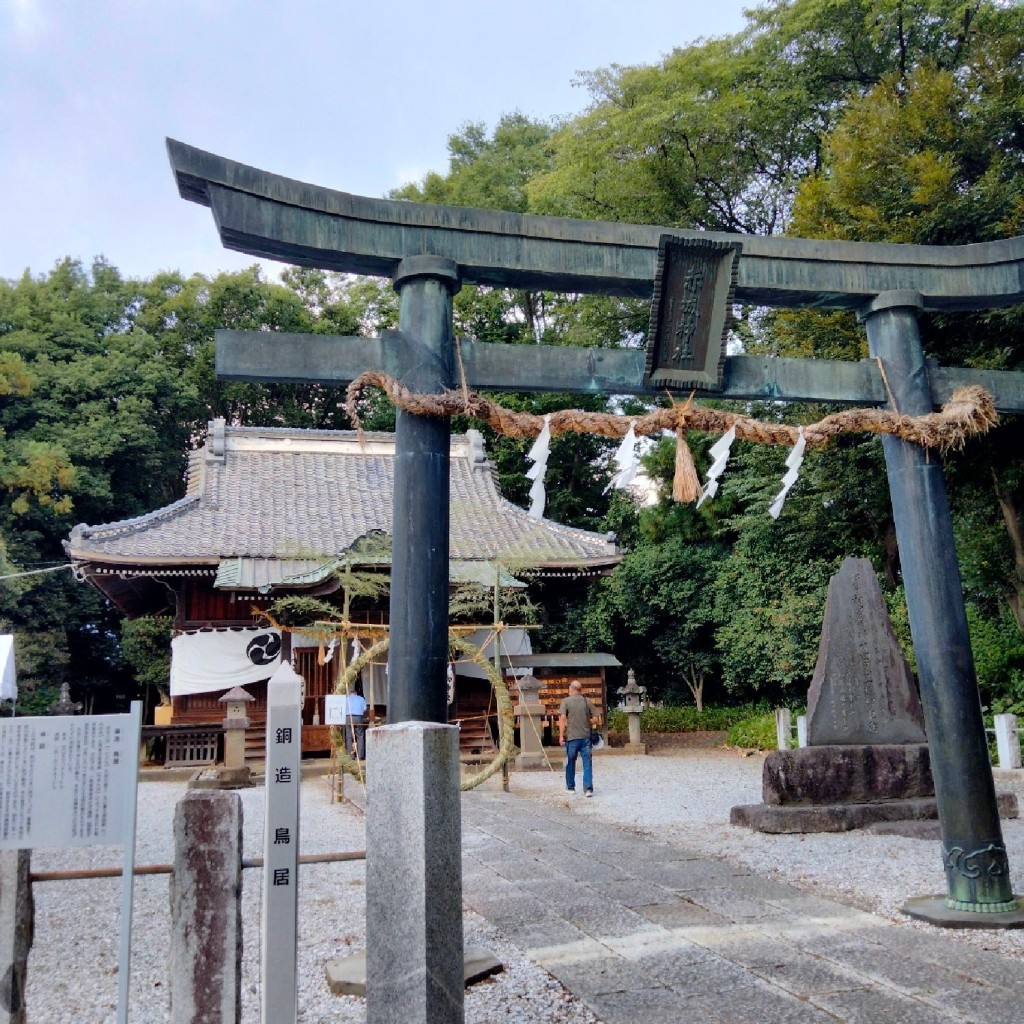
168, 138, 1024, 954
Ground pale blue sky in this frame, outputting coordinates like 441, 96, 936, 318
1, 0, 753, 281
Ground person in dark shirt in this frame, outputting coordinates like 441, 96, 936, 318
558, 679, 597, 797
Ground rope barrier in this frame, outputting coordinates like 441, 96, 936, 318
345, 371, 998, 503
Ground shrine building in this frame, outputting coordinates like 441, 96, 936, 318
64, 419, 621, 759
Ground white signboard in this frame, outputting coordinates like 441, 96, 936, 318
0, 704, 142, 1024
0, 714, 136, 848
262, 663, 302, 1024
323, 694, 346, 725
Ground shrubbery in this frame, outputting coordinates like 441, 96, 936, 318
606, 702, 771, 735
726, 712, 781, 750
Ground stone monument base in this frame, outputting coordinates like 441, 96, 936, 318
620, 742, 647, 755
187, 766, 252, 790
326, 948, 503, 997
730, 743, 1019, 834
731, 792, 1019, 833
513, 753, 551, 770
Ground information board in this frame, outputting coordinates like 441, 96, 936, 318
0, 703, 141, 1024
0, 713, 137, 849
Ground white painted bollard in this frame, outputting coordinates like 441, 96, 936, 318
994, 713, 1022, 770
366, 722, 464, 1024
796, 715, 808, 748
775, 708, 792, 750
261, 662, 302, 1024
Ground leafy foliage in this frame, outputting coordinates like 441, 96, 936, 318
607, 702, 769, 734
0, 260, 393, 704
726, 712, 782, 751
120, 616, 173, 697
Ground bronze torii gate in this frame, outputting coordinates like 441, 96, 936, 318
168, 140, 1024, 940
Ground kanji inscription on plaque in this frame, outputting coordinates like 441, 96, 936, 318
646, 236, 741, 390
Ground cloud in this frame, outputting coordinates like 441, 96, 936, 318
4, 0, 46, 45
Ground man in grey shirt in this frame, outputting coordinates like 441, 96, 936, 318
558, 679, 597, 797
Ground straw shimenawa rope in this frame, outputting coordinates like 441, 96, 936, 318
346, 372, 997, 504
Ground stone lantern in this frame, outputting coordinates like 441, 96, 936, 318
513, 674, 547, 770
616, 668, 647, 755
48, 681, 83, 716
219, 686, 255, 774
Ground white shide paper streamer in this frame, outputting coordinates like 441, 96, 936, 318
526, 415, 551, 518
696, 426, 737, 508
606, 421, 639, 493
768, 427, 806, 519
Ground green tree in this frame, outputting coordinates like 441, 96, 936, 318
0, 259, 397, 706
784, 8, 1024, 663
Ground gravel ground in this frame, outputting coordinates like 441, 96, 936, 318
25, 772, 600, 1024
23, 749, 1024, 1022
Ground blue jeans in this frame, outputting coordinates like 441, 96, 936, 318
565, 737, 593, 792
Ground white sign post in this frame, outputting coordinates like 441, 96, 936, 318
323, 693, 346, 725
0, 635, 16, 705
262, 662, 302, 1024
0, 701, 142, 1024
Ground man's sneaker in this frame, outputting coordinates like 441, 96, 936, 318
585, 789, 594, 798
567, 788, 576, 794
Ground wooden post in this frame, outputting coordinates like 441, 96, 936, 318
863, 291, 1017, 915
0, 851, 32, 1024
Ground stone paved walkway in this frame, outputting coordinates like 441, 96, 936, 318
460, 787, 1024, 1024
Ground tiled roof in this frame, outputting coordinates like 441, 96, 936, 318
66, 422, 620, 577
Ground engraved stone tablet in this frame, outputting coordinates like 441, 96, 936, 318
645, 235, 741, 390
806, 558, 926, 745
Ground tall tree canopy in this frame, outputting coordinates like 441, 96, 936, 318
5, 0, 1024, 712
0, 261, 393, 707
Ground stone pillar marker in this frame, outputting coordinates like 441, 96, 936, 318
774, 708, 792, 750
366, 723, 463, 1024
994, 714, 1022, 771
169, 791, 243, 1024
261, 662, 302, 1024
513, 674, 547, 769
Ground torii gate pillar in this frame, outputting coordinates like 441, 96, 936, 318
387, 255, 460, 724
863, 292, 1017, 918
365, 256, 466, 1024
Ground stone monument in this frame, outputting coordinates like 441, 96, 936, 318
805, 558, 926, 745
731, 558, 1017, 833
